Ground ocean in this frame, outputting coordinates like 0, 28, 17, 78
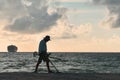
0, 52, 120, 73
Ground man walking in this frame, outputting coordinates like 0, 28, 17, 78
34, 35, 52, 73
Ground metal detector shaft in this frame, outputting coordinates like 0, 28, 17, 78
49, 60, 59, 72
50, 57, 62, 61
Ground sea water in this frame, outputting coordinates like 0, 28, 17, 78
0, 52, 120, 73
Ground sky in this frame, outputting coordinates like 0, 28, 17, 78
1, 0, 120, 52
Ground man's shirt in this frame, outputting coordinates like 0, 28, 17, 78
39, 40, 47, 53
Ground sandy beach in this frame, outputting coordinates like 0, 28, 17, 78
0, 72, 120, 80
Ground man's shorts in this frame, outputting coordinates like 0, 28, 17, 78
38, 53, 49, 62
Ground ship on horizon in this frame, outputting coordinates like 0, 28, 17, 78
7, 45, 18, 52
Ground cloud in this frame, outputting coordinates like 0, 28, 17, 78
1, 0, 65, 34
92, 0, 120, 28
50, 19, 92, 39
0, 0, 26, 20
62, 24, 92, 39
55, 0, 89, 2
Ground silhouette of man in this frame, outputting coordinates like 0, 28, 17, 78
34, 35, 52, 73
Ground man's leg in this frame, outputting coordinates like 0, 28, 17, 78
46, 61, 52, 73
34, 57, 42, 72
46, 61, 50, 72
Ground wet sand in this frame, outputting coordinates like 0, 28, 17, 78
0, 72, 120, 80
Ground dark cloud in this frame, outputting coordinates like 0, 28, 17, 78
0, 0, 25, 20
92, 0, 120, 28
2, 0, 64, 34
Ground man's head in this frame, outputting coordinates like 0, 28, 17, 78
44, 35, 50, 42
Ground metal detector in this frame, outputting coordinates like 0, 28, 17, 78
49, 59, 60, 73
33, 52, 60, 73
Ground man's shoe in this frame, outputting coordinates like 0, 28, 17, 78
34, 70, 38, 73
48, 71, 54, 73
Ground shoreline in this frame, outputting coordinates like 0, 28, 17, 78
0, 72, 120, 80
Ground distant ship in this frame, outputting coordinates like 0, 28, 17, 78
7, 45, 18, 52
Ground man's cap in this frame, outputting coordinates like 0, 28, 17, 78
44, 35, 50, 40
